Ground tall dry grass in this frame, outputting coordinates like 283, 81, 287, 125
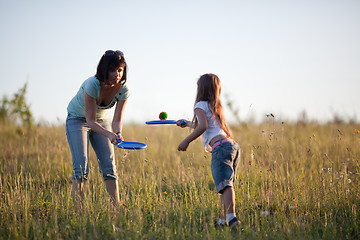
0, 121, 359, 239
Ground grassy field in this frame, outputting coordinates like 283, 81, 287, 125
0, 121, 359, 239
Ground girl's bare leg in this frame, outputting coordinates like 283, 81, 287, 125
221, 186, 235, 215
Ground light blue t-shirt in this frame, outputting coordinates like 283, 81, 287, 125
67, 76, 130, 119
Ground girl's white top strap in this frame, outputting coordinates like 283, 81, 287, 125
194, 101, 226, 152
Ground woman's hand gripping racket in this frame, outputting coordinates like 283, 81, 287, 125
116, 140, 147, 150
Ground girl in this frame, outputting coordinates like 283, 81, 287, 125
66, 50, 129, 208
177, 73, 240, 230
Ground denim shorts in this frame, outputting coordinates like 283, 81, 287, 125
66, 114, 117, 181
211, 141, 240, 193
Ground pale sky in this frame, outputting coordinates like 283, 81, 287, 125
0, 0, 359, 124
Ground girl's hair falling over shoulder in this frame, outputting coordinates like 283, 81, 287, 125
193, 73, 233, 139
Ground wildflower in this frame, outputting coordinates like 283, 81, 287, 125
122, 151, 130, 159
260, 211, 269, 216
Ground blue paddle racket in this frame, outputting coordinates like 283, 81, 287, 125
146, 120, 186, 125
116, 140, 147, 150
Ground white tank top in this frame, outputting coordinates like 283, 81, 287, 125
194, 101, 226, 152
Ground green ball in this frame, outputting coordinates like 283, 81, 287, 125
159, 112, 168, 120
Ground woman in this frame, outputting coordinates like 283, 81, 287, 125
66, 50, 129, 207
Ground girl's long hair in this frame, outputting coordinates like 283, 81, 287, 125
193, 73, 233, 139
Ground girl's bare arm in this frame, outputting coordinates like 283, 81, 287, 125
178, 108, 208, 151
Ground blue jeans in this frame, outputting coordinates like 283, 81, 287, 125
211, 141, 240, 193
66, 114, 117, 181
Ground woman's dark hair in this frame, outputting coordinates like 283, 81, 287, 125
95, 52, 127, 84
